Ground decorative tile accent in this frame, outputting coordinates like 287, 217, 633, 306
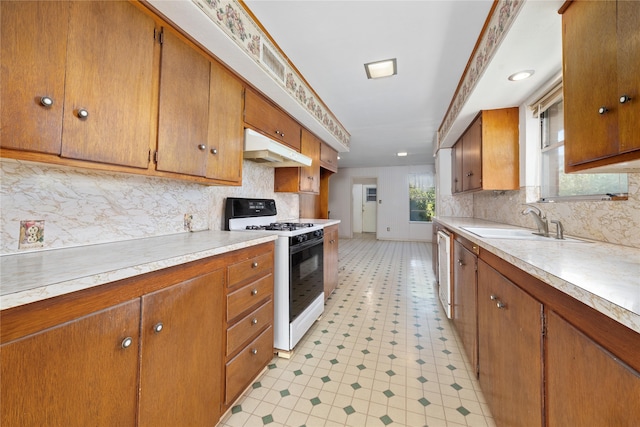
192, 0, 350, 149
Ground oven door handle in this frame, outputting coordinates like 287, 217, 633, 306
290, 237, 324, 255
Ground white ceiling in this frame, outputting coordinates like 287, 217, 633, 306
243, 0, 564, 169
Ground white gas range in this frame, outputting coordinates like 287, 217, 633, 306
225, 198, 324, 356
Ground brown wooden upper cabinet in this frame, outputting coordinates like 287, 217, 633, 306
320, 141, 339, 173
275, 129, 320, 194
561, 0, 640, 172
156, 27, 243, 184
452, 108, 519, 194
1, 1, 156, 169
244, 87, 302, 151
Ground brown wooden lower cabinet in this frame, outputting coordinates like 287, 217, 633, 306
0, 242, 275, 427
477, 260, 543, 427
323, 224, 339, 300
1, 300, 141, 427
138, 270, 224, 427
452, 238, 478, 376
546, 310, 640, 426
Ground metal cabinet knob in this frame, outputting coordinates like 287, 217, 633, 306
210, 148, 218, 155
40, 96, 54, 107
490, 294, 498, 301
251, 349, 258, 355
251, 289, 258, 296
251, 318, 258, 325
598, 106, 609, 115
154, 322, 164, 333
77, 108, 89, 119
252, 262, 258, 268
619, 95, 631, 104
121, 337, 133, 349
496, 301, 506, 309
198, 144, 206, 151
466, 171, 473, 177
458, 259, 465, 266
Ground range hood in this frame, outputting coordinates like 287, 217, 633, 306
243, 129, 312, 167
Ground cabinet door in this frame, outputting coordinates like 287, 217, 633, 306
157, 28, 210, 176
1, 1, 68, 154
452, 240, 477, 375
300, 130, 320, 193
320, 141, 338, 172
323, 224, 339, 300
477, 261, 543, 427
546, 309, 640, 425
462, 116, 482, 191
617, 0, 640, 154
139, 269, 224, 427
562, 0, 618, 166
452, 141, 464, 194
244, 88, 301, 150
206, 60, 243, 183
1, 300, 140, 427
61, 1, 155, 168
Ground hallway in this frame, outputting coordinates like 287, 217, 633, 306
219, 235, 495, 427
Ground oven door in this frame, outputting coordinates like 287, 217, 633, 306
289, 238, 324, 322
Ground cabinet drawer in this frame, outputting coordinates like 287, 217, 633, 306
228, 251, 273, 288
226, 275, 273, 322
225, 325, 274, 405
226, 299, 273, 357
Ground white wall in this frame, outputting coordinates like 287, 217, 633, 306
329, 164, 435, 242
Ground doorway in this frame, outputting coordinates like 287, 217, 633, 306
352, 178, 377, 237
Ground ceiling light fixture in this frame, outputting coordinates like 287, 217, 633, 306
396, 151, 408, 157
365, 58, 397, 79
508, 70, 535, 81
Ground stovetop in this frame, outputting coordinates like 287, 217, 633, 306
225, 197, 323, 237
246, 222, 316, 232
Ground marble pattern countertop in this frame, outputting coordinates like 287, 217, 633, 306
436, 217, 640, 334
0, 230, 278, 310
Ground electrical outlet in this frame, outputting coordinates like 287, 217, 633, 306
387, 227, 390, 231
19, 220, 45, 249
183, 214, 193, 232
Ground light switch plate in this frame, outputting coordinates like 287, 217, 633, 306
19, 220, 45, 249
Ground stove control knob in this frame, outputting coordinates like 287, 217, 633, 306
314, 230, 324, 238
296, 235, 307, 244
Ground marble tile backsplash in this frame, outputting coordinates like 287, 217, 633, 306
441, 173, 640, 249
1, 159, 298, 255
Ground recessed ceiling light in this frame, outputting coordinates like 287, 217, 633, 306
396, 151, 408, 157
337, 156, 341, 160
508, 70, 535, 81
365, 58, 397, 79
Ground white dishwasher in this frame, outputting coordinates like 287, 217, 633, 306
437, 230, 452, 319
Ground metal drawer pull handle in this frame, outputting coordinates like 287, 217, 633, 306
252, 262, 258, 268
458, 259, 465, 266
490, 295, 498, 301
466, 171, 473, 177
251, 289, 258, 296
121, 337, 133, 349
198, 144, 206, 150
77, 108, 89, 119
598, 106, 608, 115
154, 322, 164, 333
619, 95, 631, 104
211, 148, 218, 154
251, 318, 258, 325
496, 301, 506, 309
40, 96, 53, 107
251, 349, 258, 355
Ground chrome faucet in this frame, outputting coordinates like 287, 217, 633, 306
521, 205, 549, 237
550, 219, 564, 240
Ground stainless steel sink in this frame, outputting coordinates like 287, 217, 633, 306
461, 226, 587, 242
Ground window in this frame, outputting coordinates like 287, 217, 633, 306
366, 187, 377, 202
409, 173, 435, 222
535, 85, 627, 201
